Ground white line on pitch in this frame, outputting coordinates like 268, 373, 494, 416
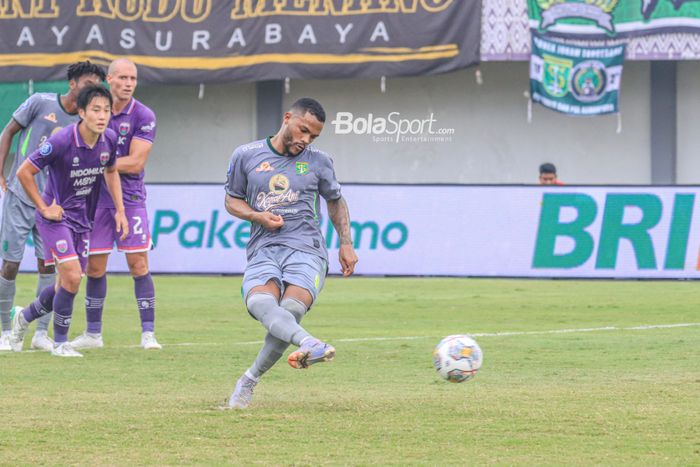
2, 322, 698, 354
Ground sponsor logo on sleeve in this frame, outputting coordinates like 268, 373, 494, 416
39, 142, 52, 156
140, 121, 156, 133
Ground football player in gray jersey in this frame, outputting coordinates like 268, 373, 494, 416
0, 62, 105, 351
224, 98, 358, 408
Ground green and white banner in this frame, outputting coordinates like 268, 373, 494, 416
528, 0, 700, 38
530, 34, 624, 116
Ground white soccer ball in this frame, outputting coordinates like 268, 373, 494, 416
433, 335, 483, 383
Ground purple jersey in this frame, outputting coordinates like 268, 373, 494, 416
98, 97, 156, 209
28, 123, 117, 233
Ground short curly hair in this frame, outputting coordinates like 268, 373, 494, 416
67, 61, 106, 82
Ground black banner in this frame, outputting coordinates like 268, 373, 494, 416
0, 0, 481, 84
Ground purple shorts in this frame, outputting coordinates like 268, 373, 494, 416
38, 221, 89, 272
89, 206, 152, 255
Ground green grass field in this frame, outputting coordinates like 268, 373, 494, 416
1, 275, 699, 465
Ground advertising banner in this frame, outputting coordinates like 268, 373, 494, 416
8, 184, 700, 278
530, 34, 624, 116
0, 0, 481, 84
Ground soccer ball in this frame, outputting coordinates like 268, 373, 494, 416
433, 335, 483, 383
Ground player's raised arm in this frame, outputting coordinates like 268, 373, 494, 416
0, 119, 23, 194
16, 160, 62, 221
224, 194, 284, 231
104, 165, 128, 240
115, 138, 152, 175
327, 196, 358, 276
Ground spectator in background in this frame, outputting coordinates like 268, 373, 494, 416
539, 163, 563, 185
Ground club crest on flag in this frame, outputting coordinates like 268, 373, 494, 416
570, 61, 607, 102
543, 55, 573, 98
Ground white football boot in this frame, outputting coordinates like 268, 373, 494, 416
0, 331, 11, 351
140, 332, 162, 350
51, 342, 83, 357
9, 306, 28, 352
30, 331, 54, 351
227, 373, 258, 409
70, 332, 104, 350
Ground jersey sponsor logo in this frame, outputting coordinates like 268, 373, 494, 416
119, 122, 131, 136
140, 121, 156, 133
100, 152, 110, 166
268, 174, 289, 194
72, 156, 80, 167
256, 174, 301, 212
118, 136, 127, 145
255, 161, 273, 172
56, 239, 68, 254
296, 162, 309, 175
39, 142, 52, 156
43, 113, 57, 123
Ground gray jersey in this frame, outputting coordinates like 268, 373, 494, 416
8, 92, 79, 207
226, 137, 342, 262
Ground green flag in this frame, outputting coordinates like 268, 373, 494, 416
528, 0, 700, 38
530, 33, 625, 116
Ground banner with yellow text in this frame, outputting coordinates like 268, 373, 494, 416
0, 0, 481, 84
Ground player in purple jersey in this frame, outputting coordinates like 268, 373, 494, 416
0, 61, 105, 352
224, 98, 358, 408
70, 59, 161, 351
8, 86, 128, 357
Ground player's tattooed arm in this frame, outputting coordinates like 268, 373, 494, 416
327, 196, 358, 276
327, 196, 352, 245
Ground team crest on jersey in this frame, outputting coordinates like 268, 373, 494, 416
72, 156, 80, 167
56, 240, 68, 254
295, 162, 309, 175
255, 162, 274, 172
43, 113, 57, 123
99, 152, 110, 165
119, 122, 130, 136
268, 174, 290, 194
39, 142, 52, 156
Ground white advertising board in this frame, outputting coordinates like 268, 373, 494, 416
8, 184, 700, 278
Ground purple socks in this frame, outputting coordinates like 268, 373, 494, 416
22, 285, 56, 322
52, 287, 76, 344
134, 273, 155, 333
85, 275, 107, 334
